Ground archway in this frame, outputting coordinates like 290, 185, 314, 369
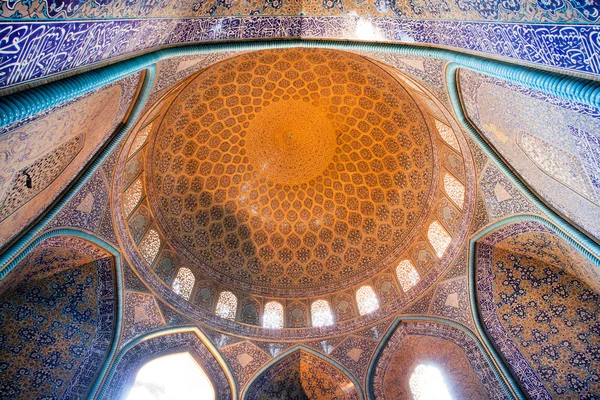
0, 233, 119, 398
474, 218, 600, 398
244, 347, 362, 400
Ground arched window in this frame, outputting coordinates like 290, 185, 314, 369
263, 301, 283, 329
172, 267, 195, 300
427, 221, 452, 258
356, 285, 379, 315
215, 291, 238, 321
409, 364, 451, 400
127, 352, 215, 400
443, 173, 464, 209
396, 259, 420, 292
311, 299, 334, 327
129, 123, 153, 158
139, 229, 160, 264
124, 178, 143, 217
434, 119, 460, 153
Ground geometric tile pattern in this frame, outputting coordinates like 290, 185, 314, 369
2, 18, 599, 91
149, 48, 435, 296
220, 341, 271, 389
245, 349, 360, 400
477, 224, 600, 399
121, 291, 166, 345
103, 331, 232, 399
372, 321, 505, 400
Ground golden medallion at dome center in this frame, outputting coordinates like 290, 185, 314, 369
246, 99, 337, 186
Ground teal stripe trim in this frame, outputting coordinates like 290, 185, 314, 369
5, 228, 124, 400
0, 66, 156, 278
446, 62, 600, 264
2, 40, 600, 129
468, 214, 600, 400
2, 39, 600, 399
365, 316, 518, 399
240, 345, 365, 400
96, 326, 239, 399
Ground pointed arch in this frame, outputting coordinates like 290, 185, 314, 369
366, 317, 512, 400
0, 229, 123, 399
98, 326, 237, 400
243, 345, 364, 400
470, 215, 600, 399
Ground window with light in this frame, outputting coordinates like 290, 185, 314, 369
263, 301, 283, 329
311, 299, 334, 327
443, 173, 464, 209
139, 229, 160, 264
172, 267, 195, 300
127, 352, 215, 400
215, 291, 237, 320
396, 259, 420, 292
427, 221, 452, 258
356, 285, 379, 315
409, 363, 451, 400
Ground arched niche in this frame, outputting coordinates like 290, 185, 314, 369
369, 319, 506, 400
475, 219, 600, 398
244, 347, 362, 400
0, 233, 118, 399
0, 77, 137, 249
101, 328, 235, 399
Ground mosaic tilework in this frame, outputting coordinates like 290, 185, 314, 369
330, 335, 378, 381
0, 256, 116, 399
111, 47, 475, 340
0, 88, 117, 247
303, 336, 345, 355
103, 331, 232, 399
203, 326, 245, 349
372, 321, 505, 400
0, 73, 138, 252
245, 349, 360, 400
0, 236, 107, 295
358, 52, 449, 108
461, 69, 600, 239
429, 277, 473, 328
128, 202, 153, 244
47, 170, 108, 233
153, 249, 177, 285
402, 288, 434, 315
120, 264, 146, 296
441, 245, 468, 281
1, 18, 599, 90
252, 341, 294, 357
477, 221, 600, 399
156, 300, 196, 326
121, 291, 166, 345
148, 48, 436, 297
482, 222, 600, 294
480, 163, 538, 220
2, 0, 598, 21
470, 188, 491, 234
355, 319, 393, 341
381, 335, 487, 399
220, 340, 271, 388
466, 136, 489, 176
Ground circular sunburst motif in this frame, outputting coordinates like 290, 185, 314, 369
148, 48, 436, 296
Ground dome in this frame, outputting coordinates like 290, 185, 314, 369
146, 49, 437, 298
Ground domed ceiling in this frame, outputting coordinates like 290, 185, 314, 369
146, 49, 437, 297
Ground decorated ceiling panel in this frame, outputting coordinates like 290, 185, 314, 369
460, 69, 600, 240
1, 8, 600, 397
147, 48, 437, 296
476, 222, 600, 399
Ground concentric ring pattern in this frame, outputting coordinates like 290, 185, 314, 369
148, 49, 435, 296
